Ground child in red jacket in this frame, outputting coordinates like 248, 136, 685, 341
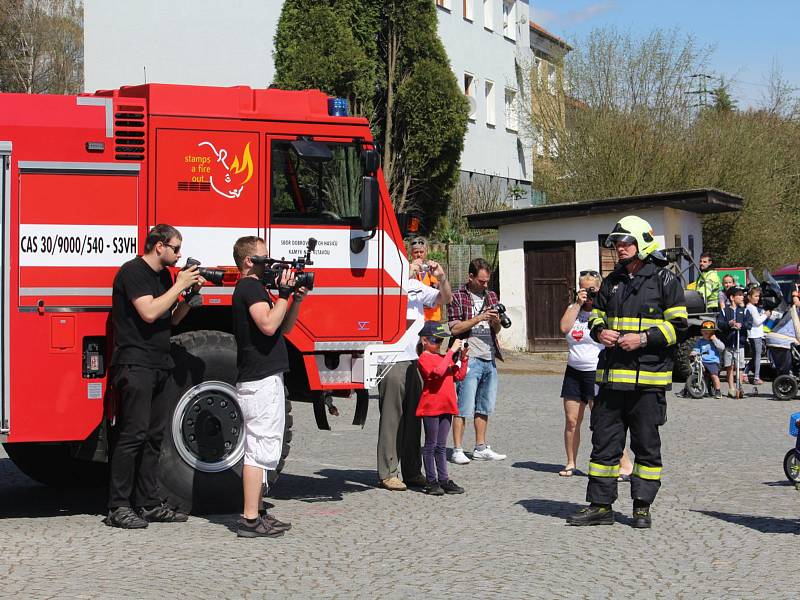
416, 321, 468, 495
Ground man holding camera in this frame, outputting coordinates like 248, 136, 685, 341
376, 257, 452, 491
106, 224, 202, 529
449, 258, 506, 464
232, 236, 307, 538
410, 236, 443, 322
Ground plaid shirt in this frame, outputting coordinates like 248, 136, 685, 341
448, 284, 503, 361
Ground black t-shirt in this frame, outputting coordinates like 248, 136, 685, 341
232, 277, 289, 383
111, 256, 176, 369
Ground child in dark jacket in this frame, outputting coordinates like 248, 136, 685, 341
416, 321, 468, 496
717, 287, 753, 397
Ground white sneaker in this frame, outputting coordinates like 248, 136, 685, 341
450, 448, 471, 464
472, 445, 506, 461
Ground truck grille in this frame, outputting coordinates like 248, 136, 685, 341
114, 104, 146, 161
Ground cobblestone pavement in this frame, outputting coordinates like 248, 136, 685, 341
2, 373, 799, 599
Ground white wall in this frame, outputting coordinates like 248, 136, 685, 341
84, 0, 282, 92
436, 0, 531, 184
496, 208, 703, 350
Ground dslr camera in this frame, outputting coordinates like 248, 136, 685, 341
251, 238, 317, 293
490, 303, 512, 329
181, 258, 227, 306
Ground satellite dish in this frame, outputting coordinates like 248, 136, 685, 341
467, 95, 477, 117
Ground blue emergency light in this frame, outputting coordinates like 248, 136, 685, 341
328, 97, 349, 116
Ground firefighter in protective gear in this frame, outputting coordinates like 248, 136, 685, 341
567, 215, 688, 529
695, 253, 721, 311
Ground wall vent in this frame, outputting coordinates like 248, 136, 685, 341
113, 104, 146, 161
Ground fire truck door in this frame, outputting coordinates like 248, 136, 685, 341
1, 142, 9, 433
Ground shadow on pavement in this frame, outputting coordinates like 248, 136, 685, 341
512, 461, 571, 474
762, 480, 795, 487
0, 458, 106, 518
268, 468, 375, 503
515, 498, 583, 519
692, 509, 800, 534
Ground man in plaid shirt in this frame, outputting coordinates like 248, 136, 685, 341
448, 258, 506, 464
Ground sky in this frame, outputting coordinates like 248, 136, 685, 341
531, 0, 800, 109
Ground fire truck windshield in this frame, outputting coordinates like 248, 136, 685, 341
271, 140, 366, 225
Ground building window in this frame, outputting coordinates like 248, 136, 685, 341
504, 87, 518, 131
598, 235, 618, 278
464, 73, 476, 120
483, 0, 493, 30
463, 0, 473, 21
502, 0, 516, 41
436, 0, 451, 10
485, 80, 495, 126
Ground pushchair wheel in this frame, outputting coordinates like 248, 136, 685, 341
773, 374, 798, 401
686, 371, 707, 399
783, 448, 800, 483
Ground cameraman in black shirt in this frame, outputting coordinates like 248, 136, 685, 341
106, 224, 203, 529
231, 236, 307, 538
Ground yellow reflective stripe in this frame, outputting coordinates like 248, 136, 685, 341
590, 309, 606, 319
657, 321, 677, 345
664, 306, 688, 320
602, 369, 672, 386
589, 309, 607, 329
607, 316, 666, 332
588, 462, 620, 478
632, 463, 662, 480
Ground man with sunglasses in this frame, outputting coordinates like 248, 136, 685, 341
106, 224, 203, 529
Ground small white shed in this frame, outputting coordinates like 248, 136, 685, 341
467, 189, 743, 352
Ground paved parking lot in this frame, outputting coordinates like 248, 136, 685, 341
2, 372, 799, 599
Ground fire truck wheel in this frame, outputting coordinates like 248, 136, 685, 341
2, 442, 108, 488
160, 330, 292, 514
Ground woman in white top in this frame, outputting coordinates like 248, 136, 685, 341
745, 287, 770, 385
557, 272, 633, 478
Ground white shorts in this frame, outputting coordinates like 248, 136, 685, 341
236, 373, 285, 475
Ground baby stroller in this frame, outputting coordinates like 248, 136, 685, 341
772, 344, 800, 401
782, 411, 800, 486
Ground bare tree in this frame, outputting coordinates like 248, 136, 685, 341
759, 58, 799, 120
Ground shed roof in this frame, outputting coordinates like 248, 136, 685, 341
467, 188, 743, 229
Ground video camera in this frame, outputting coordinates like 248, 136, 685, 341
180, 258, 226, 306
251, 237, 317, 293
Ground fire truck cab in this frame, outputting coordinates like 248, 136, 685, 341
0, 84, 411, 511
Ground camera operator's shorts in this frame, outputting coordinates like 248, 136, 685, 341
236, 373, 285, 477
723, 348, 746, 368
456, 357, 498, 417
560, 366, 596, 403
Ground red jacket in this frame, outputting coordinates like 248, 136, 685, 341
416, 350, 469, 416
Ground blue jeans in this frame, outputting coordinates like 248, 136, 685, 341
747, 338, 763, 380
456, 357, 498, 417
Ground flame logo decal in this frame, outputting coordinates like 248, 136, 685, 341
198, 141, 254, 199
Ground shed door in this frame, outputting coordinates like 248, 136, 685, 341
524, 241, 574, 352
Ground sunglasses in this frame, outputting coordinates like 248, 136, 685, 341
162, 242, 181, 253
580, 270, 599, 277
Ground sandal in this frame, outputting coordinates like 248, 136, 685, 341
559, 466, 576, 477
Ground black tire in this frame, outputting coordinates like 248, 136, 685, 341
686, 370, 707, 399
674, 336, 701, 383
3, 442, 108, 488
772, 374, 798, 401
783, 448, 800, 483
160, 330, 292, 514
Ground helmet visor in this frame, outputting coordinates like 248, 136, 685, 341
605, 233, 636, 248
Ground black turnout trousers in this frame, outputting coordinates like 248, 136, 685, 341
108, 364, 175, 509
587, 387, 667, 506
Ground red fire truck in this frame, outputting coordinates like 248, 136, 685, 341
0, 84, 415, 511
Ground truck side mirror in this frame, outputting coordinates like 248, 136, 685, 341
360, 176, 379, 231
362, 149, 380, 174
351, 176, 379, 253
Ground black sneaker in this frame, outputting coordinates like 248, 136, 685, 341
714, 389, 722, 399
139, 502, 189, 523
440, 480, 465, 494
631, 507, 652, 529
237, 515, 285, 538
567, 505, 614, 526
254, 510, 292, 533
424, 481, 445, 496
105, 506, 148, 529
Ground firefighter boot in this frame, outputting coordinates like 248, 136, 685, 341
631, 504, 652, 529
567, 504, 614, 526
